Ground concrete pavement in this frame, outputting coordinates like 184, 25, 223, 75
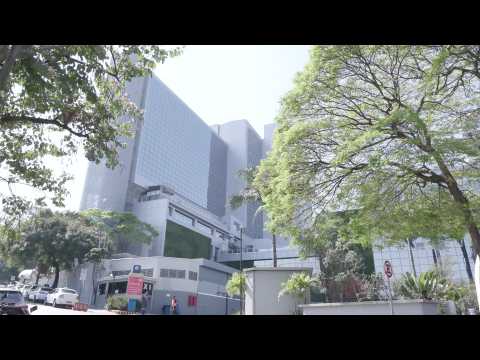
30, 304, 117, 315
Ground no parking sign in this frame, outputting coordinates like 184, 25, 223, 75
384, 261, 393, 278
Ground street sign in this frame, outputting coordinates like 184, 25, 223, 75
127, 265, 144, 301
384, 261, 393, 278
127, 276, 144, 297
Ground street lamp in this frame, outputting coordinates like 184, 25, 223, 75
240, 227, 243, 315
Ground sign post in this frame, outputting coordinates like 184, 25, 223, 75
384, 260, 394, 315
127, 265, 144, 313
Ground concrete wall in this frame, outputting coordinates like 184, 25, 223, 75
300, 300, 456, 315
132, 198, 169, 257
244, 267, 312, 315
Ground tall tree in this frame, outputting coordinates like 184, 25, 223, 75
0, 208, 158, 288
255, 46, 480, 258
230, 168, 278, 267
0, 45, 182, 218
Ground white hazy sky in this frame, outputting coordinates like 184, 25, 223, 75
7, 45, 312, 211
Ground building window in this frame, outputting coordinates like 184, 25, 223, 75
197, 221, 212, 235
160, 269, 169, 278
174, 210, 194, 227
189, 271, 198, 281
98, 283, 106, 295
143, 268, 154, 277
176, 270, 186, 279
107, 281, 127, 295
168, 269, 177, 278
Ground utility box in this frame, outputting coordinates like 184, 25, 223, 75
244, 267, 312, 315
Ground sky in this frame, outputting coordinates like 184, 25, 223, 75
4, 45, 312, 212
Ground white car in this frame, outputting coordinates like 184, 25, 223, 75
46, 288, 79, 308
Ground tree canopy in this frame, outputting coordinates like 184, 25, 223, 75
0, 208, 158, 288
0, 45, 182, 218
255, 45, 480, 255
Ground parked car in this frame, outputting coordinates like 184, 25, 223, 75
21, 285, 33, 300
46, 288, 79, 308
29, 286, 52, 303
0, 287, 38, 315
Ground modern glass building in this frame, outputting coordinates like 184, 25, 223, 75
80, 74, 267, 261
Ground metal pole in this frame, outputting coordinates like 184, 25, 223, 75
387, 277, 394, 315
240, 227, 243, 315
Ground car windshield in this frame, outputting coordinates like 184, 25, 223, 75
0, 291, 24, 304
62, 289, 77, 294
41, 288, 51, 292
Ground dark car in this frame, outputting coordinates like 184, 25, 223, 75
0, 288, 37, 315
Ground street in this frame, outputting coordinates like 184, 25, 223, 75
29, 303, 116, 315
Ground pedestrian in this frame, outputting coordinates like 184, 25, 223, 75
170, 295, 177, 315
141, 294, 147, 315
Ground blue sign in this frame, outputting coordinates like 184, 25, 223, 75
128, 298, 137, 312
132, 265, 142, 274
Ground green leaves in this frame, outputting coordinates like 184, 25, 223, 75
396, 271, 451, 301
226, 272, 246, 297
1, 45, 183, 220
279, 272, 316, 300
255, 45, 480, 253
0, 208, 158, 285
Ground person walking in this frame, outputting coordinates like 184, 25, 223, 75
170, 295, 177, 315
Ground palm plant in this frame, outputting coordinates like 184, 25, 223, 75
230, 168, 278, 267
279, 272, 317, 314
397, 271, 450, 300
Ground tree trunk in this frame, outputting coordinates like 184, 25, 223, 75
272, 233, 278, 267
458, 239, 474, 282
433, 153, 480, 257
35, 272, 40, 286
0, 45, 23, 95
407, 238, 417, 277
52, 265, 60, 289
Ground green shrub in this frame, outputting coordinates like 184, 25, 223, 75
106, 295, 128, 311
396, 271, 450, 300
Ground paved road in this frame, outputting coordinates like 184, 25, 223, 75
30, 304, 116, 315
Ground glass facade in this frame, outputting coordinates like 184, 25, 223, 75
135, 77, 213, 208
373, 237, 475, 283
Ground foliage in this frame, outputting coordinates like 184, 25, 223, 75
444, 283, 479, 314
80, 208, 159, 252
255, 45, 480, 256
279, 272, 317, 300
283, 210, 373, 302
396, 271, 451, 300
226, 272, 246, 297
356, 273, 389, 302
0, 45, 182, 219
0, 208, 157, 288
230, 168, 263, 211
106, 295, 128, 311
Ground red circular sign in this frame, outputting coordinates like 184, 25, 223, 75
384, 261, 393, 278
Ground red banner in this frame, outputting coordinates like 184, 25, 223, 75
127, 276, 144, 296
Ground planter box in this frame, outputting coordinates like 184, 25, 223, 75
244, 267, 313, 315
300, 299, 456, 315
